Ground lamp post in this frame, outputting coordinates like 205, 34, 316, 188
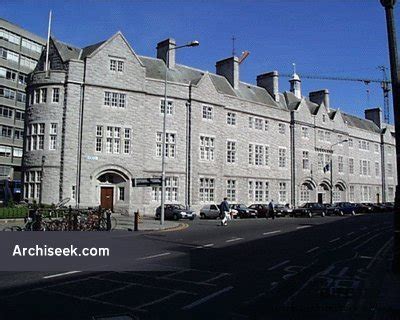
380, 0, 400, 273
329, 139, 348, 204
160, 40, 199, 225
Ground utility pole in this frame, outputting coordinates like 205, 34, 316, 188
380, 0, 400, 274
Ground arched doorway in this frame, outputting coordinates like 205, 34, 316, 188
318, 181, 330, 204
96, 170, 129, 212
299, 179, 316, 204
333, 181, 347, 203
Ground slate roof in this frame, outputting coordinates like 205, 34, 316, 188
80, 40, 106, 59
342, 113, 381, 133
52, 38, 81, 62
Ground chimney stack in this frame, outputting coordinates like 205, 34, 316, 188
365, 107, 382, 128
157, 38, 176, 68
256, 71, 279, 102
216, 57, 239, 90
309, 89, 330, 112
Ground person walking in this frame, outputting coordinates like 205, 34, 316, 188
220, 197, 230, 226
268, 199, 275, 220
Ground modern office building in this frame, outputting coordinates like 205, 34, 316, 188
23, 31, 396, 214
0, 18, 45, 186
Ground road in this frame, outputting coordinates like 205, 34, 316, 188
0, 212, 394, 319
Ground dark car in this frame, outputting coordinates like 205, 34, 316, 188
155, 204, 196, 221
292, 202, 326, 218
325, 202, 356, 216
231, 204, 257, 218
249, 204, 269, 218
352, 203, 373, 214
274, 203, 292, 217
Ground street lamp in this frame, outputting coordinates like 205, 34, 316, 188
160, 40, 199, 225
329, 139, 348, 204
380, 0, 400, 274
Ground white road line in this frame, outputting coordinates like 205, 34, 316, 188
321, 265, 335, 275
263, 230, 281, 235
137, 252, 171, 260
181, 286, 234, 310
226, 237, 243, 243
347, 232, 355, 236
329, 237, 341, 243
43, 271, 81, 279
203, 243, 214, 247
306, 246, 319, 253
338, 267, 349, 277
296, 225, 311, 230
367, 237, 393, 270
359, 256, 373, 259
267, 260, 290, 271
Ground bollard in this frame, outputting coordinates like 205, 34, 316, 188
134, 210, 139, 231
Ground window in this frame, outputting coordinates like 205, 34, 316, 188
34, 89, 40, 104
255, 145, 264, 166
49, 123, 57, 150
15, 110, 24, 121
0, 87, 16, 100
18, 73, 27, 85
361, 186, 372, 202
0, 29, 21, 45
160, 99, 173, 115
96, 125, 103, 152
301, 127, 309, 139
278, 123, 286, 134
322, 115, 326, 123
17, 91, 26, 103
117, 60, 124, 72
302, 151, 309, 170
14, 129, 23, 140
248, 144, 253, 165
0, 106, 13, 119
349, 186, 355, 202
52, 88, 60, 103
375, 162, 380, 177
248, 180, 269, 202
348, 138, 353, 148
227, 112, 236, 125
387, 163, 393, 177
337, 135, 343, 145
359, 160, 370, 176
13, 147, 22, 158
21, 38, 42, 53
199, 136, 214, 161
264, 146, 269, 166
248, 117, 254, 128
71, 186, 76, 200
388, 186, 394, 201
338, 156, 344, 173
324, 131, 331, 142
359, 140, 369, 151
40, 88, 47, 103
124, 128, 131, 154
202, 105, 213, 120
264, 120, 269, 131
300, 185, 310, 203
20, 55, 37, 70
318, 153, 331, 172
113, 128, 120, 154
279, 182, 287, 203
199, 178, 215, 202
23, 170, 42, 200
279, 148, 286, 168
375, 144, 379, 153
118, 187, 125, 201
0, 67, 17, 82
255, 118, 263, 130
226, 141, 236, 163
318, 130, 324, 142
104, 91, 126, 108
0, 48, 19, 63
157, 132, 176, 158
349, 158, 354, 174
1, 125, 12, 138
226, 179, 236, 202
0, 145, 12, 157
152, 177, 179, 202
110, 59, 124, 72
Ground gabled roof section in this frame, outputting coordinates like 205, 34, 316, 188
209, 74, 237, 96
80, 40, 106, 59
283, 91, 301, 111
82, 31, 144, 67
51, 37, 81, 62
342, 113, 381, 133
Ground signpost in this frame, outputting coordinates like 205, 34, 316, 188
132, 178, 162, 187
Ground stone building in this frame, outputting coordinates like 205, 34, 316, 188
23, 31, 396, 214
0, 18, 45, 186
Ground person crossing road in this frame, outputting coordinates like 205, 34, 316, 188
220, 197, 230, 226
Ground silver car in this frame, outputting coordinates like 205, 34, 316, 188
199, 204, 220, 219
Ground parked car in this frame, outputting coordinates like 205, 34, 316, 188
325, 202, 356, 216
199, 204, 220, 219
291, 203, 326, 218
230, 204, 257, 218
352, 203, 373, 214
274, 203, 292, 217
155, 204, 196, 221
248, 204, 269, 218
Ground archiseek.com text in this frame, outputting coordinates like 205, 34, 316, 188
12, 245, 110, 257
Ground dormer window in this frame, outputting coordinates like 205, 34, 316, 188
110, 58, 124, 72
322, 115, 326, 123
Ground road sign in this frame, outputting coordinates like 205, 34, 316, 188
132, 177, 162, 187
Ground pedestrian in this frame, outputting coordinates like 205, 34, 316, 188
220, 197, 230, 226
268, 199, 275, 220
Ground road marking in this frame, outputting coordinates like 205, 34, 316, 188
329, 237, 341, 243
226, 237, 243, 243
263, 230, 281, 235
347, 232, 355, 236
138, 252, 171, 260
367, 237, 393, 270
353, 232, 383, 250
296, 225, 311, 229
43, 271, 81, 279
268, 260, 290, 271
359, 256, 373, 259
203, 243, 214, 247
306, 246, 319, 253
321, 265, 335, 275
181, 286, 234, 310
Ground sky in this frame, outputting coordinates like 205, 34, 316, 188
2, 0, 399, 122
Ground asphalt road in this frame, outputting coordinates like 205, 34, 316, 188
0, 212, 394, 320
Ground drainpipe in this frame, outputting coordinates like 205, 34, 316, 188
381, 134, 386, 202
185, 84, 192, 209
76, 62, 86, 209
290, 112, 296, 207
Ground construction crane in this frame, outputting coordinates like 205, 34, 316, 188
280, 72, 392, 123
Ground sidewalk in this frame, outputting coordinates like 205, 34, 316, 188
373, 266, 400, 320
